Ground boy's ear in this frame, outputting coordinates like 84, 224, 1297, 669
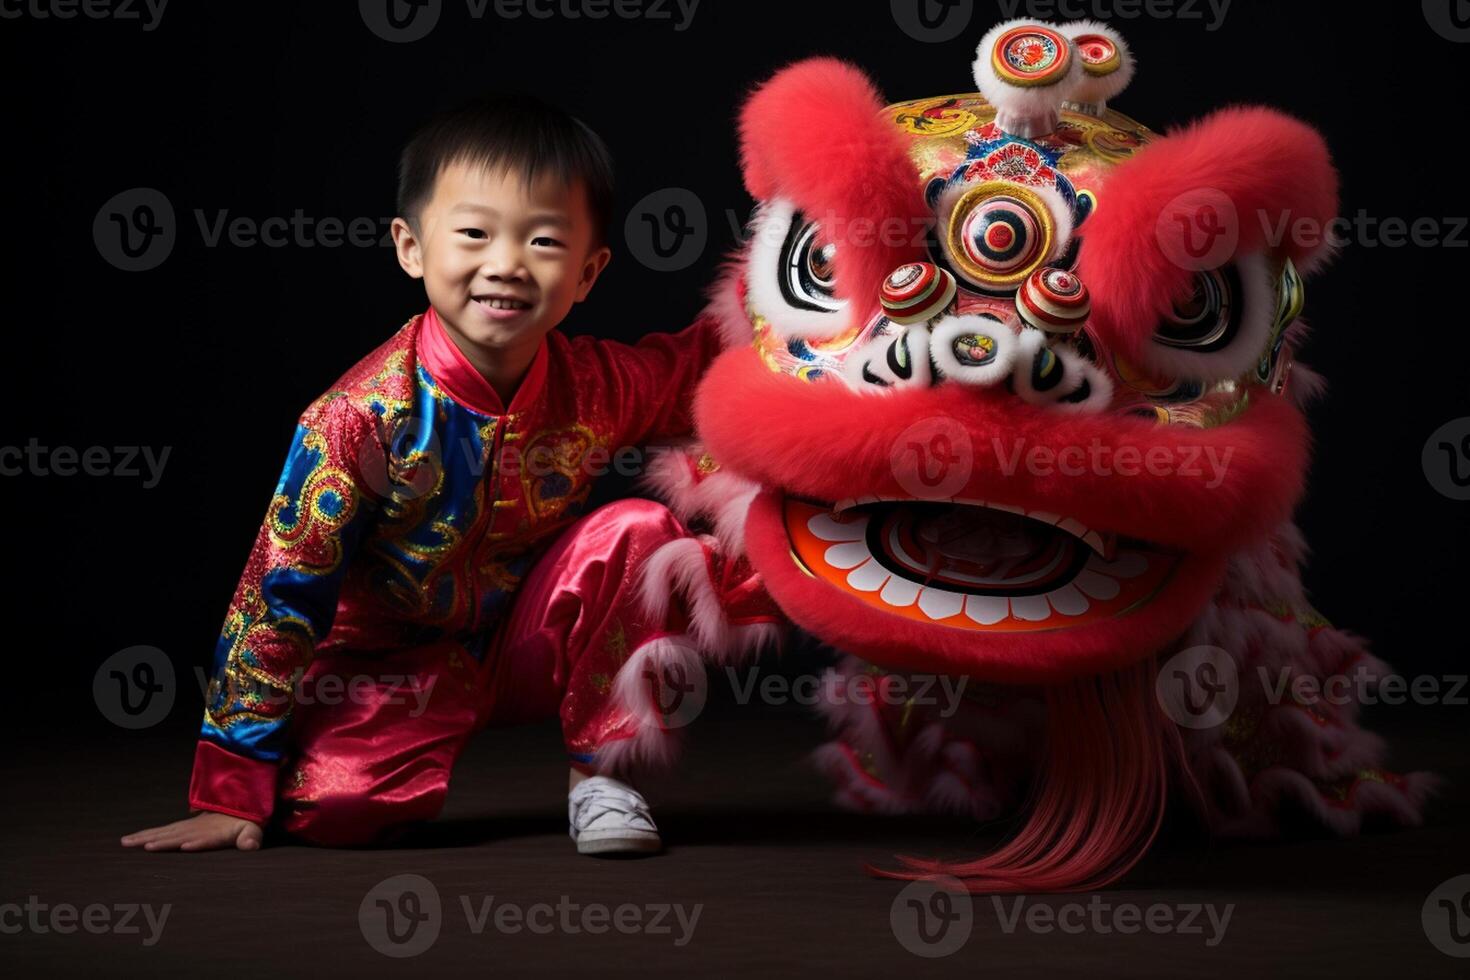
574, 245, 612, 302
390, 217, 425, 278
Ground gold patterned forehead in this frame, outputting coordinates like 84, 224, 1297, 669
885, 94, 1155, 189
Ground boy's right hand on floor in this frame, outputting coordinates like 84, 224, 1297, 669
121, 811, 264, 852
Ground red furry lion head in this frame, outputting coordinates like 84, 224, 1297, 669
696, 20, 1335, 686
645, 20, 1427, 894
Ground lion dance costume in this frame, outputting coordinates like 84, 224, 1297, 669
636, 20, 1432, 891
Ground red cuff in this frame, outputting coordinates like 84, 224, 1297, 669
187, 740, 280, 825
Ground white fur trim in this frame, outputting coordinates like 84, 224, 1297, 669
640, 445, 703, 525
1137, 251, 1277, 383
1048, 349, 1115, 413
1060, 20, 1136, 112
973, 19, 1083, 138
638, 447, 761, 556
594, 636, 706, 776
744, 198, 853, 341
706, 258, 759, 350
1011, 328, 1111, 411
928, 314, 1017, 387
635, 536, 782, 663
838, 323, 935, 391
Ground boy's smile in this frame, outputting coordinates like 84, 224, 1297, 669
392, 160, 611, 398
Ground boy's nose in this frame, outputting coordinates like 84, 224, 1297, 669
480, 240, 529, 280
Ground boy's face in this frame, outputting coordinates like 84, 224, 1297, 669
392, 161, 611, 356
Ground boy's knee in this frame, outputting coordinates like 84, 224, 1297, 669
279, 787, 446, 847
584, 498, 683, 546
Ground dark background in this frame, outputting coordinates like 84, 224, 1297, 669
4, 2, 1469, 975
7, 2, 1469, 724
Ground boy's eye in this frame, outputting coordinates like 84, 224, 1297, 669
531, 236, 564, 248
458, 228, 488, 240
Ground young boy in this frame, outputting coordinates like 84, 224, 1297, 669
121, 95, 725, 855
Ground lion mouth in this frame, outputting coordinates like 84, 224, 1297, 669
783, 495, 1180, 632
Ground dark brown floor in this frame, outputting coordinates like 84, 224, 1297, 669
6, 704, 1469, 978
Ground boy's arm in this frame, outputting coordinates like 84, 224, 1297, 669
188, 397, 379, 824
594, 312, 728, 447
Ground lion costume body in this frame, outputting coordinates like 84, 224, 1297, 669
625, 19, 1432, 892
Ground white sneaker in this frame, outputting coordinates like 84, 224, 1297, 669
568, 775, 662, 856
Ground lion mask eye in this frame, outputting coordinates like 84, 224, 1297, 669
744, 198, 850, 340
1154, 265, 1242, 353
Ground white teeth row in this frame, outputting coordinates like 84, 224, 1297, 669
828, 495, 1115, 558
807, 510, 1148, 624
479, 298, 529, 310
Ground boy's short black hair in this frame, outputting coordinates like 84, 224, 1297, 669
397, 94, 615, 246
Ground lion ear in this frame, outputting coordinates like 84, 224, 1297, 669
737, 57, 925, 222
737, 58, 929, 315
1078, 106, 1339, 363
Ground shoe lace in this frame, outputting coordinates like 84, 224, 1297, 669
570, 778, 655, 830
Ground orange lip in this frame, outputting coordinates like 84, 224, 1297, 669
783, 497, 1179, 634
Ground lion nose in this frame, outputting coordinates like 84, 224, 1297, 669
840, 263, 1111, 410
